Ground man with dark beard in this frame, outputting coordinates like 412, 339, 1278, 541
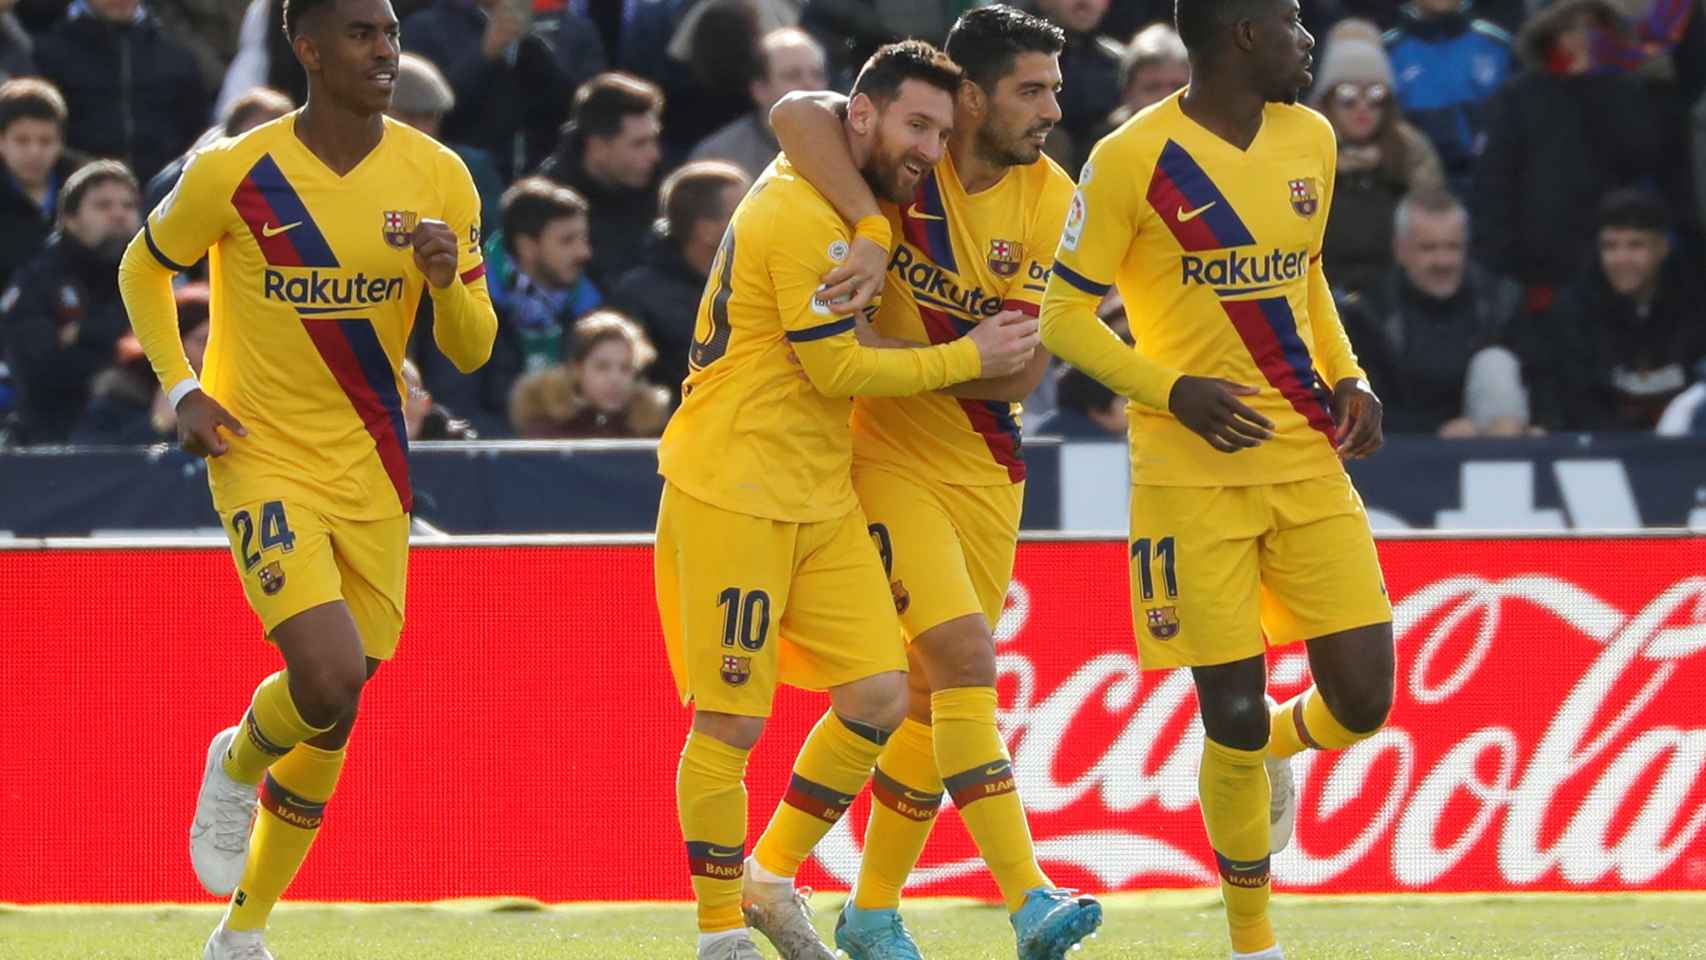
1041, 0, 1396, 956
2, 159, 139, 443
763, 7, 1102, 959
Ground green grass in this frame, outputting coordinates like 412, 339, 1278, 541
4, 893, 1705, 959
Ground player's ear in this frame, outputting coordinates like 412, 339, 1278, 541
293, 31, 321, 73
847, 93, 877, 136
1233, 18, 1258, 53
955, 78, 985, 121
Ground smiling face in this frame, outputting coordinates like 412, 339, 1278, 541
297, 0, 402, 115
973, 51, 1063, 168
857, 79, 954, 204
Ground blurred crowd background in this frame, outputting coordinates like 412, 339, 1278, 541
2, 0, 1705, 450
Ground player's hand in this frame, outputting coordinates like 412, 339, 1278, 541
412, 219, 459, 289
176, 389, 247, 458
1333, 377, 1383, 459
1168, 375, 1274, 453
816, 236, 888, 317
967, 310, 1039, 377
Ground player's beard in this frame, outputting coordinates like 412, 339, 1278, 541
860, 139, 921, 205
975, 119, 1048, 168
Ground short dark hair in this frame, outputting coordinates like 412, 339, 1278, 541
1175, 0, 1269, 58
61, 160, 138, 218
572, 309, 656, 370
1598, 187, 1668, 234
501, 176, 588, 253
571, 72, 664, 140
282, 0, 336, 40
661, 161, 748, 246
850, 40, 964, 105
0, 77, 68, 134
223, 87, 294, 136
945, 5, 1065, 92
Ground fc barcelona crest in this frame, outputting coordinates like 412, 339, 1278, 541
1288, 179, 1319, 219
258, 561, 286, 597
890, 579, 911, 615
382, 210, 419, 248
1146, 606, 1180, 640
987, 239, 1023, 277
721, 655, 751, 686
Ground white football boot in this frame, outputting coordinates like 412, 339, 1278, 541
189, 726, 259, 895
697, 930, 766, 960
203, 922, 274, 960
1265, 695, 1298, 854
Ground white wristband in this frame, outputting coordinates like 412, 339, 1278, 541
166, 377, 201, 409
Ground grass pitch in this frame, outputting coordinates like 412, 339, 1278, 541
4, 892, 1704, 959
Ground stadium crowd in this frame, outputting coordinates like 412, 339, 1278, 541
1, 0, 1704, 447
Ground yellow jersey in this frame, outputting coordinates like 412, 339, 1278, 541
132, 113, 494, 520
1041, 91, 1365, 487
851, 148, 1075, 486
658, 155, 984, 524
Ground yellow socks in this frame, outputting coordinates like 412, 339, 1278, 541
854, 718, 943, 910
1200, 737, 1275, 955
933, 687, 1047, 912
677, 730, 752, 934
1269, 688, 1367, 759
226, 742, 345, 931
223, 671, 332, 786
752, 710, 888, 879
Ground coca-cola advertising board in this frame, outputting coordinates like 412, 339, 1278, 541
1, 536, 1703, 903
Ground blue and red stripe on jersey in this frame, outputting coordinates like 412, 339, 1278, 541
231, 154, 339, 269
301, 318, 413, 512
1146, 140, 1258, 252
1221, 296, 1336, 445
901, 171, 958, 275
916, 302, 1025, 482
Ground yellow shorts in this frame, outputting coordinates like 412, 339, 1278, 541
655, 483, 908, 718
1127, 471, 1390, 671
219, 498, 409, 660
852, 463, 1023, 638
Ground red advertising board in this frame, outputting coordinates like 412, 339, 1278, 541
2, 537, 1704, 903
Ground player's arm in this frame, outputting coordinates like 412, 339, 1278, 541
418, 156, 498, 373
118, 150, 246, 456
1041, 150, 1272, 452
769, 90, 890, 314
774, 219, 1035, 396
941, 305, 1052, 402
1306, 125, 1382, 459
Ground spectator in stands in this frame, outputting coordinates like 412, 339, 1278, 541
402, 0, 573, 178
1513, 188, 1706, 431
571, 0, 693, 81
1, 161, 139, 445
401, 358, 478, 441
71, 282, 209, 444
1034, 0, 1124, 172
508, 310, 671, 439
0, 79, 77, 292
1338, 189, 1528, 436
610, 161, 747, 397
690, 27, 826, 181
1311, 19, 1444, 295
34, 0, 209, 185
417, 176, 597, 437
537, 73, 665, 292
1383, 0, 1513, 197
151, 0, 249, 97
658, 0, 763, 156
0, 0, 33, 83
385, 54, 505, 234
216, 0, 306, 116
801, 0, 961, 81
1096, 22, 1189, 142
1473, 0, 1671, 315
1656, 358, 1706, 436
1031, 364, 1127, 439
143, 86, 294, 215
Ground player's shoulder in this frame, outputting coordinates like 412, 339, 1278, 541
179, 112, 295, 182
742, 153, 844, 242
1021, 150, 1074, 194
1089, 95, 1179, 165
1265, 101, 1337, 150
383, 116, 465, 169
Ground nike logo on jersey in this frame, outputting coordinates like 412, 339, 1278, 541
261, 221, 302, 237
906, 203, 944, 221
1176, 202, 1216, 223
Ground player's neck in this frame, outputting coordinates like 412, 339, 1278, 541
950, 132, 1005, 195
1178, 80, 1266, 152
294, 97, 386, 177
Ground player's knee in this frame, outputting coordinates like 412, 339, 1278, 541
832, 670, 908, 734
693, 711, 766, 750
1200, 690, 1270, 752
915, 615, 996, 689
291, 659, 366, 728
1328, 675, 1393, 734
906, 673, 933, 725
